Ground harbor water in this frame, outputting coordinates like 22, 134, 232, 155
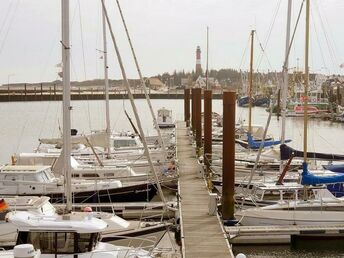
2, 98, 344, 164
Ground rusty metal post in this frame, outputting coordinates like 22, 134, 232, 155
54, 84, 57, 100
222, 91, 236, 221
24, 83, 27, 101
191, 88, 196, 133
184, 88, 190, 127
194, 88, 202, 150
204, 89, 212, 169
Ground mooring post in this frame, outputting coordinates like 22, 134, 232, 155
40, 83, 43, 100
54, 84, 57, 100
184, 88, 190, 127
24, 83, 27, 101
204, 89, 212, 170
194, 88, 202, 151
222, 91, 236, 221
191, 88, 196, 134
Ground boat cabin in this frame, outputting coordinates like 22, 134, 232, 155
0, 166, 56, 184
157, 108, 175, 128
13, 212, 105, 255
0, 166, 60, 195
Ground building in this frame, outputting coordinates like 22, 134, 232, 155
147, 77, 165, 90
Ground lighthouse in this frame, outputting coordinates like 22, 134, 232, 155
195, 46, 202, 76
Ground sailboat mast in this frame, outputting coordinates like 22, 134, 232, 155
115, 0, 167, 158
281, 0, 292, 144
61, 0, 72, 212
102, 1, 111, 157
101, 0, 167, 205
248, 30, 255, 134
304, 0, 310, 163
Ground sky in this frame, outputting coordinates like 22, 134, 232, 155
0, 0, 343, 85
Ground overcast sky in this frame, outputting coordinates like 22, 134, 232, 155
0, 0, 343, 85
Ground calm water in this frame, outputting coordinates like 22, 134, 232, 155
1, 98, 344, 257
1, 98, 344, 163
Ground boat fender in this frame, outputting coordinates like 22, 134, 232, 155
223, 219, 239, 226
83, 207, 93, 212
174, 218, 181, 246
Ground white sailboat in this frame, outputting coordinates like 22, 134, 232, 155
235, 0, 344, 226
0, 1, 169, 256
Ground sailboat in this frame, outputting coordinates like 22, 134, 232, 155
235, 30, 291, 150
236, 0, 344, 226
0, 1, 159, 257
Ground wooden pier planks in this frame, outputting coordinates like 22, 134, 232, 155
176, 121, 233, 258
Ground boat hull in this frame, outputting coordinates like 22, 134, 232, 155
236, 209, 344, 226
4, 183, 158, 204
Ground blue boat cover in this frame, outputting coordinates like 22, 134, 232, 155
247, 133, 291, 150
323, 164, 344, 173
301, 162, 344, 185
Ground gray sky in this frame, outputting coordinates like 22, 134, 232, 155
0, 0, 343, 85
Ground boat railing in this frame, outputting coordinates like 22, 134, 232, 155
103, 235, 159, 251
56, 240, 156, 258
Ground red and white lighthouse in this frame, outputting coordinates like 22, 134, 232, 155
195, 46, 202, 76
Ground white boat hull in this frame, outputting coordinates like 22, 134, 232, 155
236, 209, 344, 226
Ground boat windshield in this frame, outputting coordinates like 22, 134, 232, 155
16, 231, 100, 254
113, 138, 137, 148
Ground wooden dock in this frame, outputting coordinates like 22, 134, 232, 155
176, 121, 234, 258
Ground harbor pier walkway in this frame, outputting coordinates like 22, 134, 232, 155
176, 121, 234, 257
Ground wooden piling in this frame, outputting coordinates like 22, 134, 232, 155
191, 88, 196, 133
24, 83, 27, 101
204, 89, 212, 168
222, 91, 236, 221
40, 83, 43, 100
184, 88, 190, 127
194, 88, 202, 149
54, 84, 57, 100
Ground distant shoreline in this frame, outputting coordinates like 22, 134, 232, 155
0, 89, 224, 102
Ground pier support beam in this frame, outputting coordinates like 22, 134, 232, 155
194, 88, 202, 150
24, 83, 27, 101
204, 89, 212, 169
184, 88, 190, 127
191, 88, 196, 134
222, 91, 236, 221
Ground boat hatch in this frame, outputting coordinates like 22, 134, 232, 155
113, 138, 138, 148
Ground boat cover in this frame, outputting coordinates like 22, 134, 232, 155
323, 164, 344, 173
280, 144, 344, 161
301, 162, 344, 185
247, 133, 291, 150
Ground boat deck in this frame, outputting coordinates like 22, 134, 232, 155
176, 121, 233, 258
